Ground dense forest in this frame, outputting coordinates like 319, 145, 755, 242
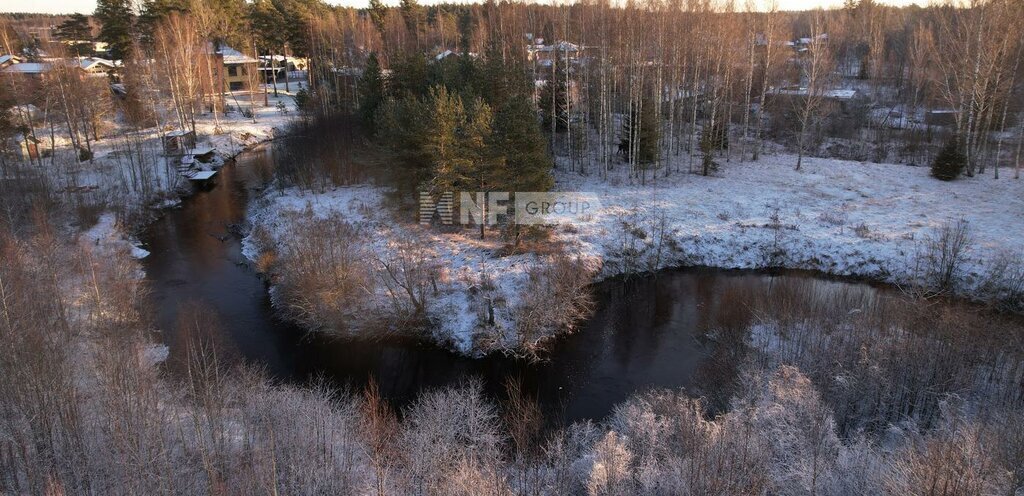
4, 0, 1023, 185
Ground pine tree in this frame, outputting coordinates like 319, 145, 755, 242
539, 79, 569, 133
389, 54, 430, 98
699, 119, 727, 176
138, 0, 188, 42
55, 14, 92, 56
250, 0, 288, 95
700, 129, 719, 176
94, 0, 135, 61
621, 99, 660, 167
368, 0, 387, 36
465, 98, 502, 238
931, 136, 966, 181
425, 86, 468, 194
494, 96, 554, 193
399, 0, 423, 46
358, 52, 386, 131
376, 96, 431, 193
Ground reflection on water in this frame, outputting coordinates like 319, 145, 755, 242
141, 146, 882, 423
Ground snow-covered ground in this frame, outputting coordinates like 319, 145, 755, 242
19, 88, 299, 220
246, 152, 1023, 355
244, 186, 579, 354
557, 154, 1023, 293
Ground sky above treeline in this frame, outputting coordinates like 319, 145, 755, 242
0, 0, 924, 17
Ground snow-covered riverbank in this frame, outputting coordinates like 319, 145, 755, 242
244, 152, 1024, 355
559, 154, 1023, 295
20, 91, 299, 222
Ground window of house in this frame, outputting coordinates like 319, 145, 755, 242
228, 65, 237, 77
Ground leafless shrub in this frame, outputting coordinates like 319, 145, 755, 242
360, 379, 399, 496
503, 377, 543, 462
375, 238, 440, 326
818, 210, 847, 226
399, 380, 504, 494
272, 210, 375, 334
514, 253, 596, 355
978, 249, 1024, 311
916, 218, 973, 293
585, 431, 634, 496
886, 421, 1013, 496
763, 207, 789, 267
853, 222, 871, 238
612, 208, 678, 275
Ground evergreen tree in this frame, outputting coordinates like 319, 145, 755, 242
94, 0, 135, 61
358, 52, 386, 131
389, 53, 430, 98
464, 98, 503, 238
539, 79, 569, 133
700, 130, 719, 176
55, 14, 92, 56
931, 136, 966, 181
494, 96, 554, 193
271, 0, 320, 57
250, 0, 288, 94
620, 99, 660, 167
426, 85, 470, 194
457, 10, 474, 55
699, 118, 727, 176
250, 0, 287, 53
399, 0, 423, 45
368, 0, 387, 36
429, 55, 476, 100
376, 95, 432, 192
137, 0, 187, 42
477, 40, 531, 110
704, 119, 729, 151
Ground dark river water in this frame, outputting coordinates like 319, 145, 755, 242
140, 146, 881, 423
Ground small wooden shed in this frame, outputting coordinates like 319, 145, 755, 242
162, 130, 197, 153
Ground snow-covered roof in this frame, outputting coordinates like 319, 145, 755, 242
217, 45, 258, 65
2, 62, 50, 74
190, 170, 218, 180
9, 103, 39, 112
0, 54, 22, 65
532, 41, 581, 53
77, 57, 116, 71
6, 104, 42, 121
825, 89, 857, 100
774, 87, 859, 100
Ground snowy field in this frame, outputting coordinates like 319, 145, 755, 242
245, 152, 1023, 355
557, 154, 1023, 293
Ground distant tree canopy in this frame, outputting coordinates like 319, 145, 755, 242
54, 14, 91, 41
54, 14, 92, 56
93, 0, 134, 60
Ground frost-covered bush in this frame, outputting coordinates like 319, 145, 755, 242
917, 218, 972, 293
272, 209, 377, 334
514, 254, 596, 353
